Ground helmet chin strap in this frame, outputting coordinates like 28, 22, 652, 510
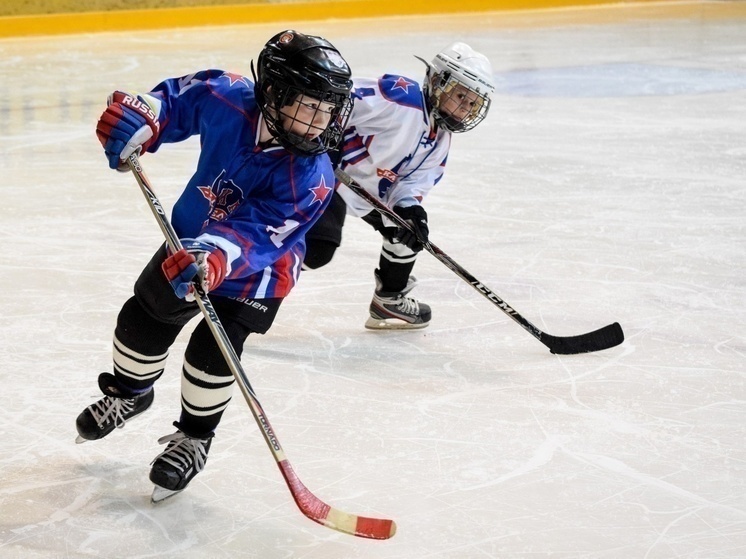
257, 114, 275, 145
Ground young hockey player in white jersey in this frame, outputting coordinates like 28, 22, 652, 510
303, 42, 495, 329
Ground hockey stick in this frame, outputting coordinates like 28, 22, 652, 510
335, 168, 623, 355
127, 154, 396, 540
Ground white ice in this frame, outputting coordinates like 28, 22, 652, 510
1, 2, 745, 557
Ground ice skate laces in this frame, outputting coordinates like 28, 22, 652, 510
391, 294, 420, 316
87, 396, 135, 429
152, 432, 209, 475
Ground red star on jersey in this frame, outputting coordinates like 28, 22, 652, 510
309, 175, 332, 205
222, 72, 248, 87
392, 77, 413, 93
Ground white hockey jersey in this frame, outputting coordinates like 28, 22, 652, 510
336, 74, 452, 218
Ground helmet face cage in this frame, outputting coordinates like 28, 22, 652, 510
263, 81, 353, 156
430, 72, 491, 133
254, 30, 353, 156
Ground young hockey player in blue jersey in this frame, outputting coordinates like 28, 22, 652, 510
75, 30, 353, 502
304, 43, 495, 329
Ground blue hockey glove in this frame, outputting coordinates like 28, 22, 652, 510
96, 91, 160, 171
161, 240, 228, 300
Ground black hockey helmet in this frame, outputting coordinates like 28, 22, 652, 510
253, 30, 353, 156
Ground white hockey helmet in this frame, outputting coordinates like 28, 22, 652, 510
419, 42, 495, 133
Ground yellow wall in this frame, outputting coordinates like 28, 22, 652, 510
2, 0, 261, 16
0, 0, 666, 38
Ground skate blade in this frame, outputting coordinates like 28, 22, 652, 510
75, 435, 90, 444
151, 485, 183, 503
364, 317, 429, 330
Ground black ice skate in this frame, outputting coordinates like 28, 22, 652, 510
149, 426, 214, 503
365, 271, 432, 330
75, 372, 154, 444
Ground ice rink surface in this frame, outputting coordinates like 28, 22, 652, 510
1, 1, 745, 557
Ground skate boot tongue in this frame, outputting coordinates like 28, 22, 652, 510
75, 373, 155, 444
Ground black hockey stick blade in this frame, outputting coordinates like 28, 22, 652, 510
543, 321, 624, 354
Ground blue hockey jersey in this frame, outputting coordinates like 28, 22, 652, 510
143, 69, 335, 299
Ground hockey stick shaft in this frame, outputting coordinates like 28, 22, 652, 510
335, 168, 623, 354
128, 154, 395, 539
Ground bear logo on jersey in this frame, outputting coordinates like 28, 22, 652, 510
376, 167, 400, 198
377, 168, 398, 183
197, 169, 245, 227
